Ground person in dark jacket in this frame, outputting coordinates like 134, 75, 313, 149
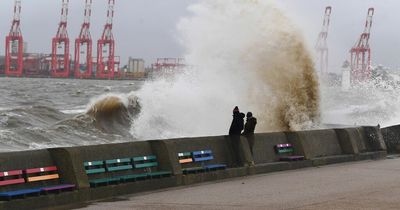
229, 106, 245, 166
242, 112, 257, 156
243, 112, 257, 135
229, 106, 245, 135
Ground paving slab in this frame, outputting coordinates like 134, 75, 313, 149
68, 158, 400, 210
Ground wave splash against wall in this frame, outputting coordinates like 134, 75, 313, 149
132, 0, 320, 139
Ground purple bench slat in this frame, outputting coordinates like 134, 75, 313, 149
40, 184, 75, 192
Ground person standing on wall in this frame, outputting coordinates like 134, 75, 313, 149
242, 112, 257, 156
229, 106, 245, 166
229, 106, 245, 135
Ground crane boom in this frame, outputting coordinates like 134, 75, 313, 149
97, 0, 116, 79
315, 6, 332, 76
350, 8, 374, 84
5, 0, 24, 77
74, 0, 93, 79
51, 0, 70, 78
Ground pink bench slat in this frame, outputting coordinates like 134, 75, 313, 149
25, 166, 57, 174
0, 170, 23, 177
0, 178, 25, 186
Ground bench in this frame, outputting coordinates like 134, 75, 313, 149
0, 166, 75, 200
84, 155, 171, 188
178, 152, 203, 174
274, 144, 304, 161
25, 166, 75, 194
84, 159, 124, 187
178, 150, 226, 174
132, 155, 171, 178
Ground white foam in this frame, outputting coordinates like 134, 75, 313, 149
131, 0, 319, 140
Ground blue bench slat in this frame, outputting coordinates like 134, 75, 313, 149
204, 164, 226, 169
193, 156, 214, 162
192, 150, 212, 156
182, 167, 205, 173
0, 188, 41, 197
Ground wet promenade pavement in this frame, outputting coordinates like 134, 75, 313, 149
69, 158, 400, 210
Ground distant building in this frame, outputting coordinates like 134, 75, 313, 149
122, 57, 146, 79
127, 57, 145, 73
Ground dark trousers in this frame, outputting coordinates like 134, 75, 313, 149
230, 135, 244, 166
245, 134, 255, 156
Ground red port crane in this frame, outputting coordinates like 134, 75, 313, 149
51, 0, 70, 78
315, 6, 332, 76
5, 0, 23, 77
96, 0, 116, 79
74, 0, 93, 79
152, 58, 186, 71
350, 8, 374, 83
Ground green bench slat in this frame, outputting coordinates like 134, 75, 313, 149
133, 155, 157, 162
86, 168, 106, 174
84, 161, 104, 167
119, 173, 148, 181
89, 177, 120, 185
178, 152, 191, 157
107, 165, 133, 172
277, 148, 294, 154
135, 162, 158, 168
105, 158, 131, 164
148, 171, 171, 177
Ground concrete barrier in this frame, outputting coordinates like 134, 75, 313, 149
363, 126, 387, 151
251, 132, 288, 164
382, 124, 400, 153
0, 126, 389, 209
335, 128, 362, 154
286, 129, 342, 159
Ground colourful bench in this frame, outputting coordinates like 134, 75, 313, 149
178, 150, 226, 174
132, 155, 171, 178
84, 155, 171, 188
179, 151, 204, 174
0, 166, 75, 201
274, 144, 304, 161
84, 159, 124, 187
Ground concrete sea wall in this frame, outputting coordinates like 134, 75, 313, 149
0, 126, 387, 209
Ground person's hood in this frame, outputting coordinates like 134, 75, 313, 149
247, 117, 257, 123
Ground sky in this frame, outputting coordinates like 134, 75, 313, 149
0, 0, 400, 71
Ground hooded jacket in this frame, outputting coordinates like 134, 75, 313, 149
243, 116, 257, 135
229, 112, 245, 135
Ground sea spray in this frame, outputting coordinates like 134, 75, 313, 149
132, 0, 320, 139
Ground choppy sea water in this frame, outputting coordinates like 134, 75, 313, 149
0, 77, 142, 152
1, 76, 399, 153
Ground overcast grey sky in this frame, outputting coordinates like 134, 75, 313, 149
1, 0, 400, 71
